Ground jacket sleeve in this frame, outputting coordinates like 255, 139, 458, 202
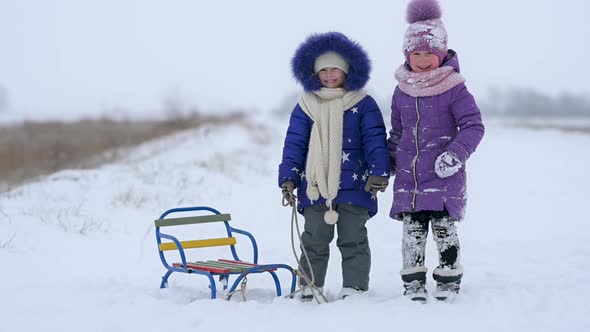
360, 96, 390, 177
446, 83, 485, 163
387, 88, 402, 174
278, 104, 311, 188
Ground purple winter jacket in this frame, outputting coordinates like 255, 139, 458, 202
388, 50, 484, 221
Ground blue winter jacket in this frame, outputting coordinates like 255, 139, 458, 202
278, 95, 390, 218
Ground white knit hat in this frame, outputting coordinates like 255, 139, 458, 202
313, 52, 349, 74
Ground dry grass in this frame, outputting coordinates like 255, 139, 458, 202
0, 112, 244, 192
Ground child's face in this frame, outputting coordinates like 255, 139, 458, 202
409, 51, 440, 72
317, 68, 346, 88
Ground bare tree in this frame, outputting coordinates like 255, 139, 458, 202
481, 86, 590, 118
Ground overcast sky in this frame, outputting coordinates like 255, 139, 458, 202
0, 0, 587, 119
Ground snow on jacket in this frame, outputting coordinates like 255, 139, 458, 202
278, 32, 390, 218
388, 50, 484, 221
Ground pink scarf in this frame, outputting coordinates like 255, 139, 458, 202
394, 65, 466, 97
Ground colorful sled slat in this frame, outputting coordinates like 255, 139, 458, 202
154, 213, 231, 227
159, 237, 237, 251
194, 261, 243, 273
172, 260, 278, 274
217, 259, 278, 271
218, 259, 257, 266
172, 262, 231, 274
201, 260, 268, 273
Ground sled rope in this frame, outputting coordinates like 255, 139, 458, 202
225, 276, 248, 301
283, 195, 329, 303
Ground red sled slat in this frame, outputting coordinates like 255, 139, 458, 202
172, 262, 230, 274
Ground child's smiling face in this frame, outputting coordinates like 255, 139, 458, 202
317, 68, 346, 88
409, 51, 440, 72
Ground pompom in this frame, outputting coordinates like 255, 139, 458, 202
324, 210, 339, 225
406, 0, 442, 23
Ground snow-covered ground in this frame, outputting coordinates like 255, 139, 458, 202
1, 115, 589, 331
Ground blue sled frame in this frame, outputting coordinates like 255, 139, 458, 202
156, 206, 297, 300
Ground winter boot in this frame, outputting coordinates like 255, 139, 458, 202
432, 266, 463, 301
401, 267, 428, 303
300, 286, 324, 302
404, 280, 428, 303
434, 280, 461, 301
338, 286, 366, 300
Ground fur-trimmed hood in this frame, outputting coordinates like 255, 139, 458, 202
291, 32, 371, 92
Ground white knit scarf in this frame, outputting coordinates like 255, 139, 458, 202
298, 88, 367, 223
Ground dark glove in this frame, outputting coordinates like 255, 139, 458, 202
281, 180, 296, 206
364, 175, 389, 198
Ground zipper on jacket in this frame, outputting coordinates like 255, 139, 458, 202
411, 97, 420, 210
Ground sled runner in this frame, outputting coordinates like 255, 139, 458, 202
155, 206, 296, 300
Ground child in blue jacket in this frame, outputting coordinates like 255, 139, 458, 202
278, 32, 390, 301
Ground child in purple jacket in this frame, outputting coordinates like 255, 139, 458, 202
388, 0, 485, 302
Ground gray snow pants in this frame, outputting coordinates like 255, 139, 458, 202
298, 203, 370, 291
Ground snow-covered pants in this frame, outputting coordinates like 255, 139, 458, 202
299, 203, 370, 291
400, 210, 463, 284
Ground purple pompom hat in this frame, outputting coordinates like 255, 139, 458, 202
403, 0, 448, 64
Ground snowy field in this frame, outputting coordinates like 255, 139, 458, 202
1, 114, 589, 331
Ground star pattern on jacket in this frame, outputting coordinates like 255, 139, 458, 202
351, 107, 358, 114
342, 151, 350, 163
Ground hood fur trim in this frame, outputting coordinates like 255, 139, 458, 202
291, 32, 371, 92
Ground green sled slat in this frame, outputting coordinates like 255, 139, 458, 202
155, 213, 231, 227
